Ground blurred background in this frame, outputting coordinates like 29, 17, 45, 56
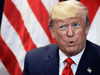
0, 0, 9, 75
0, 0, 4, 33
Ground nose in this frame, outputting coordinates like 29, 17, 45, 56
67, 26, 74, 37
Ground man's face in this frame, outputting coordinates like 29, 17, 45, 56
50, 17, 89, 57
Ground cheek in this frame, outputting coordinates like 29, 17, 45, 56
75, 28, 86, 36
75, 29, 86, 42
55, 31, 67, 42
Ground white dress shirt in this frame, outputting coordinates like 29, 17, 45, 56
59, 48, 85, 75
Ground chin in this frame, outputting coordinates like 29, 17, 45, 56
65, 47, 79, 54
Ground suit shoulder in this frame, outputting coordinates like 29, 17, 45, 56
87, 40, 100, 57
25, 44, 58, 59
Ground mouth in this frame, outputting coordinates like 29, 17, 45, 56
68, 41, 75, 46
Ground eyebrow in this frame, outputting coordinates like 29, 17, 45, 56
59, 23, 68, 26
71, 21, 79, 24
59, 21, 80, 26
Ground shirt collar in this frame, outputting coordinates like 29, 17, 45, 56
59, 47, 85, 66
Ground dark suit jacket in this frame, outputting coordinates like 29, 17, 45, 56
23, 40, 100, 75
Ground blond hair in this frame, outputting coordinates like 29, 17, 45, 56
48, 0, 90, 29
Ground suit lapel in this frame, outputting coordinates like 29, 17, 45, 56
44, 44, 59, 75
75, 40, 95, 75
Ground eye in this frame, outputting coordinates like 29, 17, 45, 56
72, 23, 80, 28
59, 25, 68, 30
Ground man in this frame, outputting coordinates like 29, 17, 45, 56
23, 0, 100, 75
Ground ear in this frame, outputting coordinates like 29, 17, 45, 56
49, 28, 56, 39
85, 25, 90, 36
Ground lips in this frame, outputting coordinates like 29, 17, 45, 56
68, 41, 75, 46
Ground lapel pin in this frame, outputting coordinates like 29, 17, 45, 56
87, 67, 92, 73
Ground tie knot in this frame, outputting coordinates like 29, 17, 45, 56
65, 58, 73, 66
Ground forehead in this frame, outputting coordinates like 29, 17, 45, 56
55, 17, 84, 24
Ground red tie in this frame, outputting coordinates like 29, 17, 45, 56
62, 58, 74, 75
